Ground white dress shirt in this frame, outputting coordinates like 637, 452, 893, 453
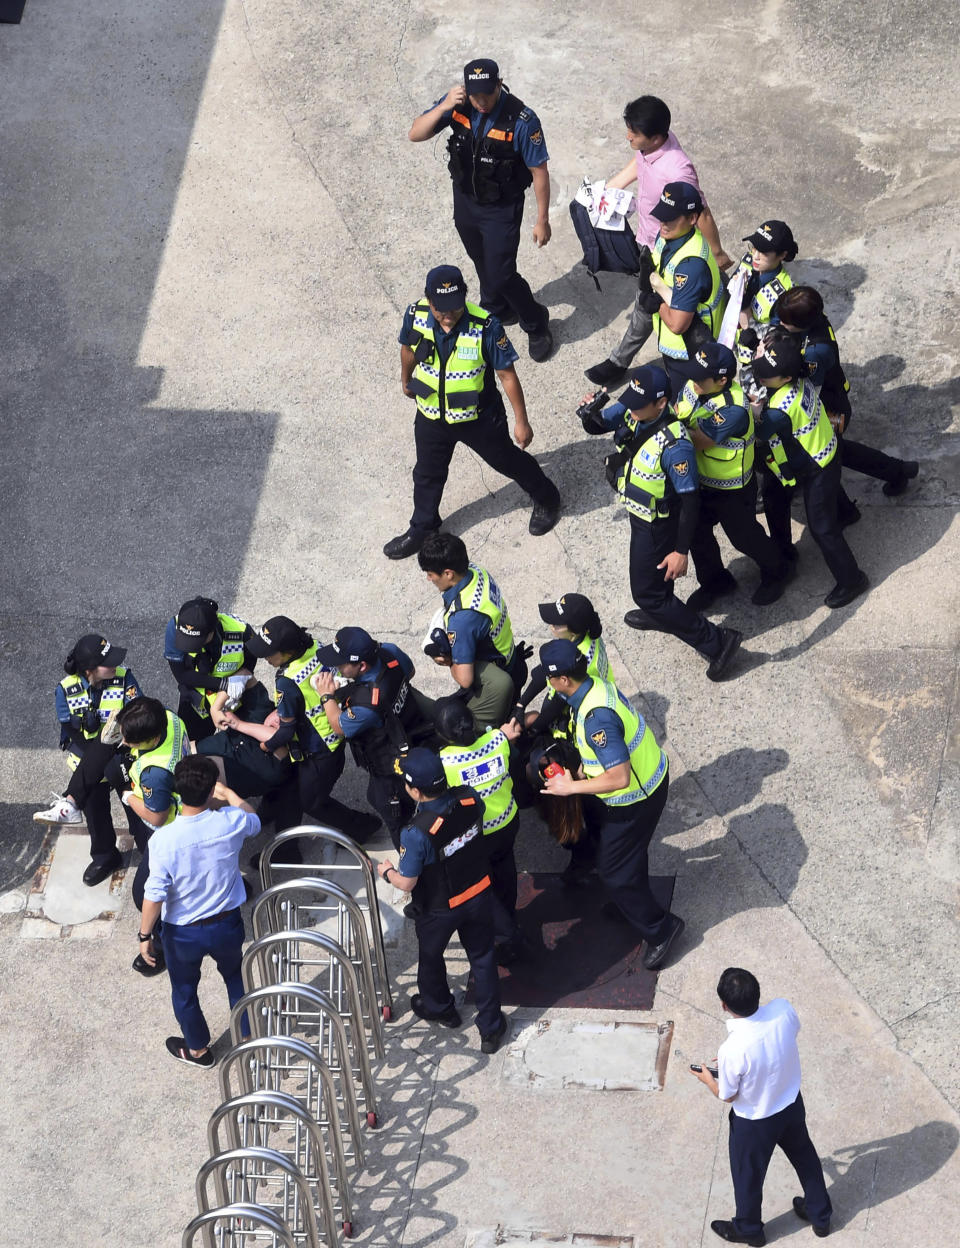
717, 997, 803, 1120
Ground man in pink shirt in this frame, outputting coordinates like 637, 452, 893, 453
585, 96, 733, 387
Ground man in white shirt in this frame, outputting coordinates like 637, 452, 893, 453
691, 967, 833, 1244
138, 754, 260, 1069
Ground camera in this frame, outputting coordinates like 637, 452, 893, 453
576, 389, 609, 435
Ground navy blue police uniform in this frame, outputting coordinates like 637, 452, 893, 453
597, 371, 731, 661
425, 62, 549, 335
396, 279, 559, 545
399, 782, 502, 1037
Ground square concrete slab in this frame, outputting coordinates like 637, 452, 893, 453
24, 826, 125, 931
502, 1019, 673, 1091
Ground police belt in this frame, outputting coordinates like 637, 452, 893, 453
627, 484, 671, 519
182, 906, 241, 928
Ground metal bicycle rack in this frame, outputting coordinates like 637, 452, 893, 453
196, 1147, 325, 1247
252, 877, 393, 1022
208, 1090, 346, 1241
219, 1035, 360, 1221
242, 928, 384, 1090
182, 1202, 298, 1248
230, 981, 380, 1128
258, 826, 393, 1018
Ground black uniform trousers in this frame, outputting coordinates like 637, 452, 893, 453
197, 730, 291, 799
728, 1093, 833, 1238
485, 814, 521, 944
410, 404, 557, 535
689, 476, 785, 588
126, 807, 154, 912
628, 514, 724, 658
415, 888, 501, 1035
452, 186, 546, 333
65, 740, 127, 864
761, 455, 861, 588
586, 770, 672, 942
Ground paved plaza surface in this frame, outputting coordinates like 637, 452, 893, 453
1, 2, 958, 1244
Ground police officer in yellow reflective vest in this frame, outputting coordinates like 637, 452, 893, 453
752, 334, 869, 609
538, 640, 685, 972
434, 696, 524, 963
383, 265, 560, 560
33, 633, 144, 887
164, 597, 268, 741
675, 341, 791, 608
584, 365, 743, 681
376, 748, 507, 1053
418, 532, 528, 726
115, 696, 189, 976
639, 182, 726, 399
733, 219, 798, 371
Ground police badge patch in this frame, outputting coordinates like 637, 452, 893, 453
674, 460, 689, 474
142, 786, 152, 799
591, 730, 607, 748
497, 334, 509, 350
447, 631, 456, 646
711, 412, 726, 425
674, 273, 689, 290
529, 129, 543, 145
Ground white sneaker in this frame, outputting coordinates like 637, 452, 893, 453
33, 794, 84, 825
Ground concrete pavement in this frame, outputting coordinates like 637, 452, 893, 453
1, 2, 958, 1244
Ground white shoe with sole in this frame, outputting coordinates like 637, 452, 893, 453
33, 794, 84, 825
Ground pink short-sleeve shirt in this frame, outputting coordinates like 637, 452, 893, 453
635, 131, 704, 249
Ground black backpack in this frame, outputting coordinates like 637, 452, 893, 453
569, 198, 643, 290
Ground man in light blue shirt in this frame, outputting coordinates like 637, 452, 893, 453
138, 755, 260, 1068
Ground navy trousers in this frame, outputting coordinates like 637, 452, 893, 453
586, 771, 672, 941
414, 889, 501, 1035
628, 514, 724, 658
485, 815, 521, 944
729, 1093, 832, 1237
689, 477, 785, 588
761, 456, 862, 588
161, 908, 249, 1051
452, 186, 546, 333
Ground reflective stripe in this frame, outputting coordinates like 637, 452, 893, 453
281, 643, 341, 753
412, 301, 489, 423
603, 748, 668, 806
448, 875, 491, 908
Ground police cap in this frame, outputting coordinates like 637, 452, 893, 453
315, 626, 378, 668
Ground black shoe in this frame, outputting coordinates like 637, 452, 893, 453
528, 327, 554, 363
709, 1220, 766, 1246
383, 529, 427, 560
824, 571, 868, 609
82, 850, 123, 887
529, 491, 561, 536
601, 901, 630, 924
839, 501, 861, 528
882, 460, 919, 496
347, 810, 383, 843
402, 902, 421, 920
641, 914, 685, 970
132, 942, 166, 978
751, 570, 790, 606
585, 359, 627, 387
793, 1197, 831, 1237
706, 628, 743, 682
624, 608, 657, 631
410, 993, 462, 1028
165, 1036, 216, 1068
686, 572, 737, 612
559, 860, 596, 887
480, 1012, 509, 1054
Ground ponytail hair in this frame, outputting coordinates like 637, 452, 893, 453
63, 649, 79, 676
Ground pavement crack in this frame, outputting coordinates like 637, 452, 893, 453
392, 0, 412, 87
925, 647, 959, 849
890, 990, 960, 1029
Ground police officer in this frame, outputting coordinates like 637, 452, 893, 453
584, 365, 742, 681
33, 633, 144, 886
418, 532, 528, 727
643, 182, 726, 398
163, 597, 268, 741
774, 285, 919, 499
409, 58, 553, 361
752, 333, 869, 608
376, 748, 507, 1053
311, 627, 434, 849
434, 696, 523, 964
241, 616, 381, 839
675, 341, 791, 607
733, 220, 798, 370
384, 265, 560, 560
538, 640, 684, 971
115, 696, 189, 975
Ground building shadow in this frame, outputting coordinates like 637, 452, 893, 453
535, 260, 639, 348
676, 747, 790, 818
0, 803, 45, 893
762, 1120, 959, 1238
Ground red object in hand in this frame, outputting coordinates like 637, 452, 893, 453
543, 762, 564, 778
